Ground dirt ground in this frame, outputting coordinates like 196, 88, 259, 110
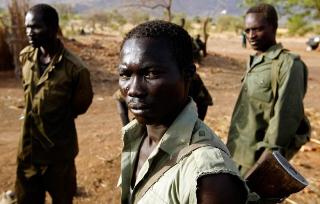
0, 33, 319, 204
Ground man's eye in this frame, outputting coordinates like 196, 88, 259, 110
145, 71, 159, 79
119, 72, 131, 80
255, 27, 264, 32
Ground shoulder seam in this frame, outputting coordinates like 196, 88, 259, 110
63, 49, 87, 70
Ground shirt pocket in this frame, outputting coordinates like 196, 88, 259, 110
246, 67, 272, 103
41, 80, 71, 112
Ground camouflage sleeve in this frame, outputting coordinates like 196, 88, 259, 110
72, 67, 93, 116
264, 56, 307, 152
19, 46, 32, 64
19, 46, 33, 84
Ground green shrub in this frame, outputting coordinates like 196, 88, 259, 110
287, 14, 312, 36
312, 24, 320, 35
215, 15, 243, 33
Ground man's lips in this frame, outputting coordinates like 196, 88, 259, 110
128, 103, 150, 110
128, 102, 151, 114
249, 40, 259, 46
27, 37, 36, 44
129, 106, 151, 115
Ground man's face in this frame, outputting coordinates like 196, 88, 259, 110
25, 11, 54, 48
245, 13, 276, 53
119, 38, 188, 125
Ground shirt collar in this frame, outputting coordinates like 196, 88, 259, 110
248, 43, 285, 69
26, 39, 65, 66
158, 99, 198, 155
121, 119, 145, 149
262, 43, 285, 60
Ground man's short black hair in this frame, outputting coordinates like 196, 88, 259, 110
28, 4, 59, 32
121, 20, 195, 75
246, 3, 278, 29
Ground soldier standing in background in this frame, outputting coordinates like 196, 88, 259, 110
15, 4, 93, 204
227, 3, 309, 177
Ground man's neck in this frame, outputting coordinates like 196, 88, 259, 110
255, 41, 277, 56
145, 124, 168, 144
144, 98, 189, 144
39, 38, 60, 60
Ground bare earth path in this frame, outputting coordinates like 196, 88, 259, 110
0, 33, 319, 203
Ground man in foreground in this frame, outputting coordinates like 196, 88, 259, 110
227, 3, 309, 177
118, 20, 247, 204
16, 4, 93, 204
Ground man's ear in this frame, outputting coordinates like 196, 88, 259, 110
184, 64, 196, 80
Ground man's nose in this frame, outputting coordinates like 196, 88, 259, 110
26, 28, 34, 36
26, 27, 33, 36
127, 76, 146, 97
247, 30, 256, 39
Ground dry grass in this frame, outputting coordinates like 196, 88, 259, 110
5, 0, 28, 76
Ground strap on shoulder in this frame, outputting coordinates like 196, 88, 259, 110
133, 143, 210, 203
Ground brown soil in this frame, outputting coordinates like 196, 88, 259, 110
0, 33, 319, 204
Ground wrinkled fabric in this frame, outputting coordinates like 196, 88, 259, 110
18, 42, 93, 164
119, 100, 244, 204
227, 43, 308, 174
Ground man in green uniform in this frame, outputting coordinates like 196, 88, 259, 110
15, 4, 93, 204
118, 20, 247, 204
227, 4, 309, 177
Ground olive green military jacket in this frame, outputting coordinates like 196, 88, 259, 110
119, 100, 245, 204
18, 42, 93, 164
227, 44, 308, 173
